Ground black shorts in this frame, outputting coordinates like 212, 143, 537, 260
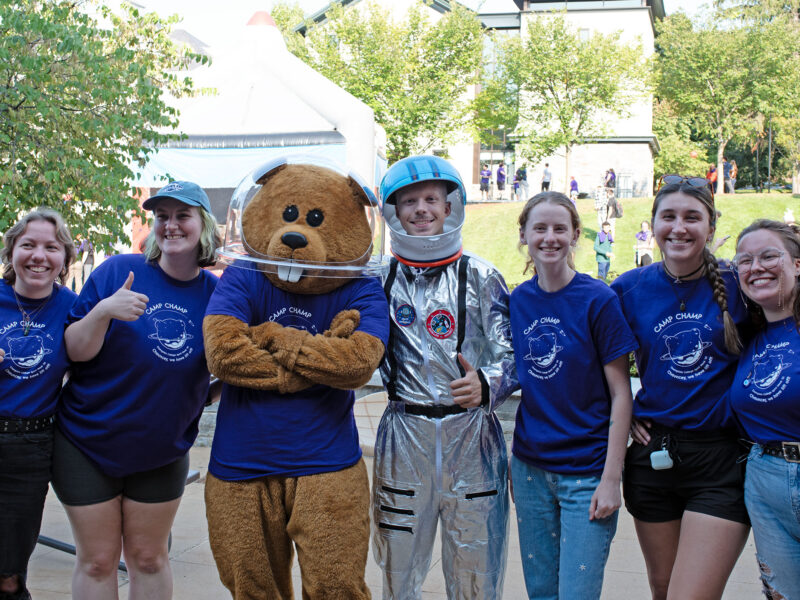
623, 425, 749, 525
497, 181, 505, 191
52, 428, 190, 506
541, 181, 550, 191
480, 181, 489, 192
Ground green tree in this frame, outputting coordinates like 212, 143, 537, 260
284, 1, 484, 163
271, 1, 310, 61
655, 13, 773, 195
0, 0, 207, 245
481, 13, 647, 193
715, 0, 800, 193
652, 99, 708, 178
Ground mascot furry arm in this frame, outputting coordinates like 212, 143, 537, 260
204, 310, 383, 393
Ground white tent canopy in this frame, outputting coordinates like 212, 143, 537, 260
132, 11, 385, 191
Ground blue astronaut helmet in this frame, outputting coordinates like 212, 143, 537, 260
380, 155, 466, 265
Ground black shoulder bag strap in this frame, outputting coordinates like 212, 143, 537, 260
456, 255, 470, 376
383, 258, 400, 403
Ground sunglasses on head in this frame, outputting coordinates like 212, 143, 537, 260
657, 174, 714, 199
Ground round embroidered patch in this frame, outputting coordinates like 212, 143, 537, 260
395, 304, 416, 327
426, 309, 455, 339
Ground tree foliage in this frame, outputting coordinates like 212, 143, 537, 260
0, 0, 207, 245
277, 1, 484, 163
714, 0, 800, 192
480, 13, 647, 191
656, 13, 759, 193
652, 99, 708, 177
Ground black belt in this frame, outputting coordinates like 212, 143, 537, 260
1, 415, 54, 433
761, 442, 800, 463
403, 404, 468, 419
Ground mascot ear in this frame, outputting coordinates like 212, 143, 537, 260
255, 163, 287, 186
347, 176, 374, 207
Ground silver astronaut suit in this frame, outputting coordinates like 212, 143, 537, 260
372, 156, 516, 600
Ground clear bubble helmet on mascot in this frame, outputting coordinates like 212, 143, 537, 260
217, 154, 383, 286
380, 154, 466, 266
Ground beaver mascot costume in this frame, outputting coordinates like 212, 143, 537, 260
203, 157, 389, 599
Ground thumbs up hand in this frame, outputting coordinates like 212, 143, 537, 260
99, 271, 150, 322
449, 353, 482, 408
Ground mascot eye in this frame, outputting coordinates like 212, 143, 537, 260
306, 209, 324, 227
283, 205, 299, 222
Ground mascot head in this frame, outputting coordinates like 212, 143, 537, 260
217, 156, 379, 294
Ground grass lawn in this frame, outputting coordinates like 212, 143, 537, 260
462, 192, 799, 288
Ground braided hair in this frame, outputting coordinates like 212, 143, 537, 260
652, 182, 741, 354
736, 219, 800, 330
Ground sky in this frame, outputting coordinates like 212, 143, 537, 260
137, 0, 705, 50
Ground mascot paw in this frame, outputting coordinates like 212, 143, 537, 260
248, 321, 284, 348
324, 309, 361, 338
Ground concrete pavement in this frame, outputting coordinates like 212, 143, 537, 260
27, 446, 763, 599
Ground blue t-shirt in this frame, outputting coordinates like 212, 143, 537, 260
611, 263, 747, 431
510, 273, 637, 475
58, 254, 218, 477
730, 317, 800, 444
497, 165, 506, 184
0, 280, 76, 419
205, 266, 389, 481
480, 168, 491, 184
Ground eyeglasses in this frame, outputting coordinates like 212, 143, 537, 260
732, 248, 785, 273
657, 174, 714, 199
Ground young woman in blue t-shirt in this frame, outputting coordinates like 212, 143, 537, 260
730, 219, 800, 599
0, 209, 77, 600
51, 182, 219, 599
611, 178, 749, 600
510, 191, 636, 599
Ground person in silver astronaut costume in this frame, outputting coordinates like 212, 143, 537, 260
372, 155, 517, 599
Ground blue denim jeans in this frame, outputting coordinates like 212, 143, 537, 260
745, 445, 800, 599
512, 456, 617, 600
0, 429, 53, 599
597, 261, 610, 280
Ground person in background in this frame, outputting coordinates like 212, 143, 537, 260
604, 168, 616, 193
569, 176, 579, 204
635, 220, 655, 267
723, 158, 733, 194
594, 221, 614, 281
518, 164, 529, 200
541, 163, 552, 191
706, 164, 717, 188
480, 163, 491, 202
496, 161, 507, 201
52, 181, 220, 599
0, 209, 77, 600
611, 175, 750, 600
511, 191, 635, 600
730, 160, 738, 192
729, 219, 800, 600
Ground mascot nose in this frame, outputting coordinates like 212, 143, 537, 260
281, 232, 308, 250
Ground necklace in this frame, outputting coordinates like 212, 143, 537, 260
662, 261, 705, 284
12, 286, 53, 336
662, 264, 705, 312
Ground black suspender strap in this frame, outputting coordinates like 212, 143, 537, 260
383, 258, 400, 402
455, 255, 470, 376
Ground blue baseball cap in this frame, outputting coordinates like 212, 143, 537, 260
143, 181, 211, 213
